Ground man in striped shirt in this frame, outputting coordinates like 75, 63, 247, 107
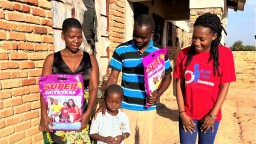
106, 14, 172, 144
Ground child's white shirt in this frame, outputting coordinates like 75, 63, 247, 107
90, 109, 130, 144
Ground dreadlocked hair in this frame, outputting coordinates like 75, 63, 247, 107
185, 13, 223, 76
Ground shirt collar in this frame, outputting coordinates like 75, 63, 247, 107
131, 39, 153, 51
105, 109, 121, 119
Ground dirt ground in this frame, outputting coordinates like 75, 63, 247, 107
36, 87, 255, 144
151, 87, 256, 144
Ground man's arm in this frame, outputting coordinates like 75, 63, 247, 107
147, 73, 172, 105
106, 69, 120, 87
157, 73, 172, 96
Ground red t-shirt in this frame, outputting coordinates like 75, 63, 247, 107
61, 107, 69, 117
173, 45, 236, 121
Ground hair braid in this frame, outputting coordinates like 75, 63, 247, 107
185, 13, 223, 76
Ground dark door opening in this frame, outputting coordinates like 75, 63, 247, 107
133, 2, 149, 20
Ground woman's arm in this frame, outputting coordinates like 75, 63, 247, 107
210, 83, 230, 116
176, 78, 195, 133
41, 54, 54, 114
39, 54, 54, 132
86, 54, 99, 114
176, 78, 185, 112
75, 105, 79, 115
79, 54, 99, 130
200, 83, 230, 132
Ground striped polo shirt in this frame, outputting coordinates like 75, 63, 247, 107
109, 39, 172, 111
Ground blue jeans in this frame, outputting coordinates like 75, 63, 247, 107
179, 119, 220, 144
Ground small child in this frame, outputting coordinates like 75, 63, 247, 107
90, 84, 130, 144
60, 102, 69, 122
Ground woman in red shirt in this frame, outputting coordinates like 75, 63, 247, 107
174, 13, 236, 144
68, 99, 81, 122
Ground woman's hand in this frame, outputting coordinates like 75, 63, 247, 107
180, 112, 196, 133
78, 112, 90, 130
200, 114, 215, 133
39, 114, 53, 132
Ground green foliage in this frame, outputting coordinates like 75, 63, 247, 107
230, 40, 256, 51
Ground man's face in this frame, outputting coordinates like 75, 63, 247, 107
54, 99, 58, 104
133, 23, 153, 50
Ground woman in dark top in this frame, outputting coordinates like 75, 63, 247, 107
39, 18, 99, 144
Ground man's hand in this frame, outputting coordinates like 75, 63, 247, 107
147, 91, 160, 106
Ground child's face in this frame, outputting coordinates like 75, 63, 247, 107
105, 92, 123, 113
54, 99, 58, 104
153, 77, 158, 83
63, 103, 67, 107
192, 25, 217, 53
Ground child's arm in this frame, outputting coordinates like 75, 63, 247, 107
90, 134, 115, 143
114, 132, 130, 143
114, 113, 130, 143
89, 114, 115, 143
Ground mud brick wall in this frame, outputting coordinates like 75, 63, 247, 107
231, 51, 256, 89
0, 0, 53, 143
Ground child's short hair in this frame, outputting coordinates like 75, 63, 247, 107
104, 84, 123, 98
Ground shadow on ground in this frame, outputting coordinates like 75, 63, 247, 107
156, 102, 179, 121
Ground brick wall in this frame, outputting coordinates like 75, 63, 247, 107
0, 0, 53, 143
230, 51, 256, 89
108, 0, 126, 58
189, 8, 223, 39
167, 24, 190, 60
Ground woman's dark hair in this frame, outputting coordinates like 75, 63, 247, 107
134, 14, 155, 32
68, 99, 75, 108
104, 84, 123, 99
62, 18, 82, 33
185, 13, 225, 76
